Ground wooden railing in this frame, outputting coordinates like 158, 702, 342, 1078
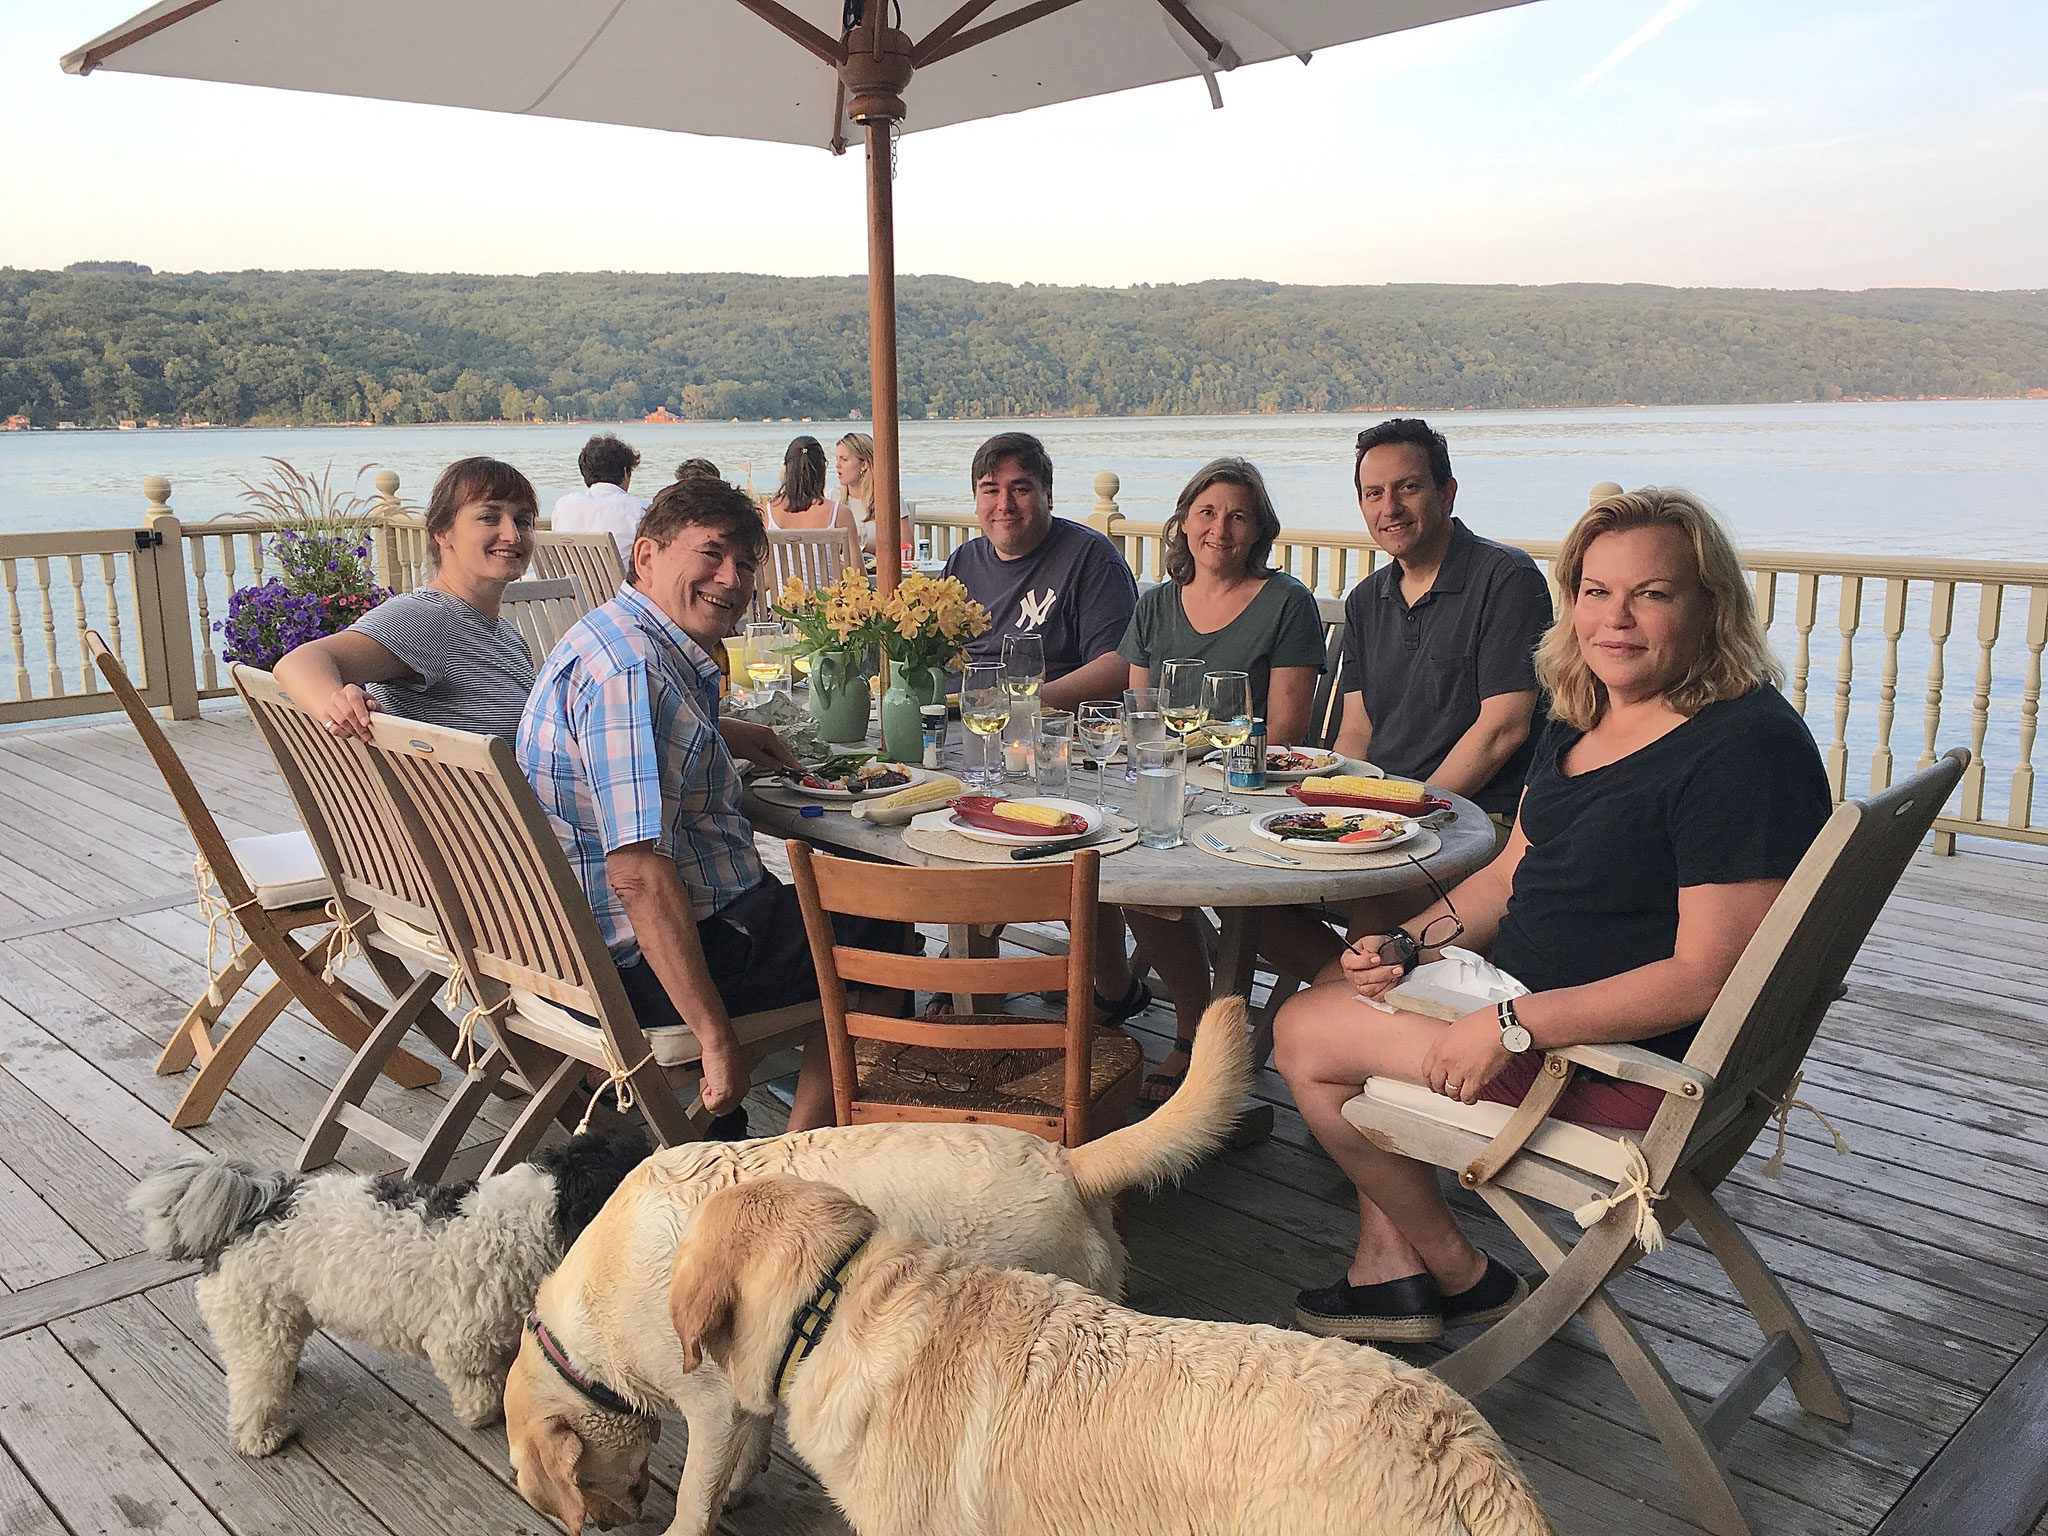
4, 471, 2042, 854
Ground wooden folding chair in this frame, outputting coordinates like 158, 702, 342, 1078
530, 530, 626, 605
1340, 748, 1970, 1536
83, 631, 437, 1128
363, 714, 823, 1173
499, 577, 585, 668
786, 842, 1144, 1147
234, 664, 485, 1176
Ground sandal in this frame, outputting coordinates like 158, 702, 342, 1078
1093, 978, 1154, 1025
1136, 1036, 1197, 1108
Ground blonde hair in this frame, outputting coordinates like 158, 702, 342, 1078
837, 432, 874, 502
1536, 486, 1781, 730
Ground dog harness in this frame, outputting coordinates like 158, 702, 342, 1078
526, 1312, 655, 1421
772, 1234, 871, 1400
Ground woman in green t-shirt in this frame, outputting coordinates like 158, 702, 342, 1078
1117, 457, 1328, 1110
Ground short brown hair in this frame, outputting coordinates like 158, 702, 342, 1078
1536, 486, 1781, 730
1161, 457, 1281, 585
425, 457, 537, 568
630, 474, 767, 585
970, 432, 1052, 495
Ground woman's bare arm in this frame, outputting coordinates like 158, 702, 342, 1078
272, 631, 416, 741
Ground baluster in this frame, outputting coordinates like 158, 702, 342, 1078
3, 559, 28, 700
67, 553, 95, 693
1960, 584, 2003, 824
247, 530, 266, 582
34, 555, 61, 696
2010, 586, 2046, 833
1789, 574, 1819, 715
1752, 569, 1778, 628
189, 535, 218, 690
1869, 578, 1906, 791
1919, 581, 1954, 771
1822, 577, 1862, 799
1305, 543, 1322, 597
99, 552, 125, 664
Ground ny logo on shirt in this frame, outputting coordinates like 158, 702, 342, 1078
1016, 587, 1058, 629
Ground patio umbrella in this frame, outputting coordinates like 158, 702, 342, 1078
64, 0, 1529, 590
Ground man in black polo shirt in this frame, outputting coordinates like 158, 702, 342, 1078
1323, 418, 1551, 942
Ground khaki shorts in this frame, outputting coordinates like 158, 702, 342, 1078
1487, 812, 1515, 858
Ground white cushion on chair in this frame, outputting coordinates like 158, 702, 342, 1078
509, 989, 822, 1069
229, 831, 330, 909
1343, 1076, 1643, 1184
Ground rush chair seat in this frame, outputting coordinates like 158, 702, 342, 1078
1338, 747, 1969, 1536
786, 840, 1144, 1148
84, 630, 438, 1130
361, 713, 822, 1174
234, 664, 498, 1177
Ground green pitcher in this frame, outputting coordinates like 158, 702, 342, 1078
880, 658, 947, 763
806, 649, 871, 745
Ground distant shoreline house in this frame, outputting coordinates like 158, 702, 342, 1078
644, 405, 681, 423
4, 414, 29, 432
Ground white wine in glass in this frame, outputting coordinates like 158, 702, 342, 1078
961, 663, 1011, 791
743, 623, 789, 703
1077, 701, 1126, 816
1161, 657, 1208, 742
1202, 670, 1253, 816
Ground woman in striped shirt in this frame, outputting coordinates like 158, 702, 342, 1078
273, 457, 539, 743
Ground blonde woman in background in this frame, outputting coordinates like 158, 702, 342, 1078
836, 431, 877, 553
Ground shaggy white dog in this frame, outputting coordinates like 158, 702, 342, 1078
505, 997, 1253, 1536
129, 1131, 649, 1455
672, 1176, 1554, 1536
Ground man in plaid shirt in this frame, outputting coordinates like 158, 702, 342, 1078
519, 474, 875, 1131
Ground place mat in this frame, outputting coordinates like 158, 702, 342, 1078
902, 809, 1140, 865
1189, 817, 1441, 872
751, 783, 862, 813
1185, 756, 1377, 798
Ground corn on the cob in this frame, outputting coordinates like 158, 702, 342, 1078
850, 775, 963, 824
1303, 774, 1427, 801
988, 800, 1075, 827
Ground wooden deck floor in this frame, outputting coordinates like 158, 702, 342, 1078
1, 705, 2044, 1536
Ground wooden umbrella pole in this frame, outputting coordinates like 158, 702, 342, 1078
843, 20, 914, 596
865, 115, 902, 595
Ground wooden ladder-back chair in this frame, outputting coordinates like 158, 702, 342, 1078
530, 531, 626, 606
1306, 594, 1349, 751
362, 715, 824, 1172
83, 632, 438, 1128
500, 577, 585, 668
1340, 747, 1970, 1536
233, 665, 484, 1176
786, 842, 1145, 1147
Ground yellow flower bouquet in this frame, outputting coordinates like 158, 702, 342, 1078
772, 570, 889, 743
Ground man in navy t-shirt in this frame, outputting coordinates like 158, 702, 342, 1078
944, 432, 1138, 714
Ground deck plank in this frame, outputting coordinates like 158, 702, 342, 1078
0, 1157, 102, 1292
0, 1438, 68, 1536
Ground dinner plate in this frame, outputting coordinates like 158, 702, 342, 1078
948, 797, 1106, 845
1254, 747, 1347, 782
1252, 809, 1420, 856
780, 762, 932, 801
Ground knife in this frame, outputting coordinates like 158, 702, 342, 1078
1010, 823, 1133, 861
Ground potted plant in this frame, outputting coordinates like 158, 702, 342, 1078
772, 568, 887, 745
216, 460, 392, 668
877, 572, 990, 762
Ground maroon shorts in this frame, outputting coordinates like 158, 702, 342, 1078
1477, 1053, 1661, 1133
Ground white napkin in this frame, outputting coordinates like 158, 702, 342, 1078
1359, 946, 1530, 1014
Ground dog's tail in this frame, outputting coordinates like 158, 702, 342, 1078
1066, 995, 1252, 1205
1442, 1417, 1555, 1536
127, 1156, 302, 1263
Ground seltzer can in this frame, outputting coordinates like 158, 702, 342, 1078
1228, 718, 1268, 791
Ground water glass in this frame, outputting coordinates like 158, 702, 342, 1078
1034, 709, 1073, 796
961, 662, 1011, 792
1133, 740, 1187, 850
1123, 686, 1166, 782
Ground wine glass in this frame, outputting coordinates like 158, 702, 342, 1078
961, 662, 1011, 792
1201, 671, 1252, 816
1161, 658, 1209, 750
1076, 701, 1126, 816
1001, 631, 1045, 705
743, 622, 788, 705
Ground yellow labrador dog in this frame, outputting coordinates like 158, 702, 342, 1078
507, 997, 1251, 1536
671, 1175, 1553, 1536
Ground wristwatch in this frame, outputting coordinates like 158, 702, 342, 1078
1374, 928, 1424, 977
1496, 998, 1533, 1055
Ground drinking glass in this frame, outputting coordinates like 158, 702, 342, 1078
743, 622, 789, 705
1201, 671, 1253, 817
1160, 658, 1209, 745
1001, 632, 1045, 703
1122, 686, 1165, 783
1133, 740, 1187, 850
960, 662, 1011, 792
1076, 702, 1125, 815
1035, 709, 1073, 796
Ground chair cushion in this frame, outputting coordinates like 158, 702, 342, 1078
1344, 1076, 1642, 1184
853, 1028, 1144, 1118
510, 988, 822, 1069
228, 831, 330, 909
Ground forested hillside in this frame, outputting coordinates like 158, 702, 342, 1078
3, 265, 2042, 427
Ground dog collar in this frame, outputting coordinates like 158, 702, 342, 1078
526, 1312, 655, 1421
772, 1234, 870, 1400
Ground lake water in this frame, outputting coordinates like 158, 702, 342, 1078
3, 399, 2045, 558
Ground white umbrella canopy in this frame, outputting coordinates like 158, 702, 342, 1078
64, 0, 1530, 582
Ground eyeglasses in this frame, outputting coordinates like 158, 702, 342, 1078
1357, 852, 1464, 967
889, 1047, 1014, 1095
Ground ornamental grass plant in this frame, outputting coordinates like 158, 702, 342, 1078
215, 459, 392, 667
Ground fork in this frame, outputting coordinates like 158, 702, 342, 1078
1199, 830, 1301, 865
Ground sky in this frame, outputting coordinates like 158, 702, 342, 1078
3, 0, 2045, 292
